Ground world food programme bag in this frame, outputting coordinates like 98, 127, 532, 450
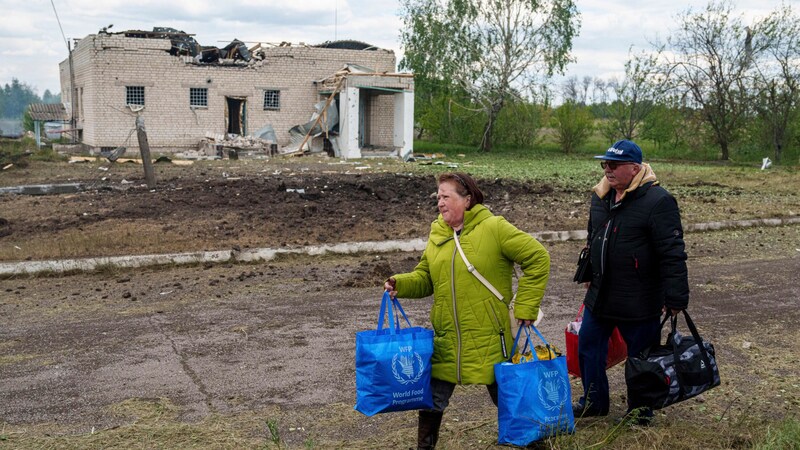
354, 291, 434, 416
565, 304, 627, 378
625, 310, 720, 411
495, 325, 575, 446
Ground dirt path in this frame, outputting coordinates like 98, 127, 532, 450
1, 230, 798, 447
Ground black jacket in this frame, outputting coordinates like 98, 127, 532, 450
583, 181, 689, 321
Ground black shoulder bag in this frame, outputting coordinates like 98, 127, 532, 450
573, 245, 592, 283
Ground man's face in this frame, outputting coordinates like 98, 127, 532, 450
602, 161, 641, 191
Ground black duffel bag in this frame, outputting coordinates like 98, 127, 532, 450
625, 310, 720, 410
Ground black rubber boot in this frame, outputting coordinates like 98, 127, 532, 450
417, 410, 444, 450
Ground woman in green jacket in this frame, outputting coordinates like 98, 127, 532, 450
384, 172, 550, 449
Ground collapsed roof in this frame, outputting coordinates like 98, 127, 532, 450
111, 27, 383, 65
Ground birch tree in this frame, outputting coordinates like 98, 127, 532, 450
401, 0, 579, 151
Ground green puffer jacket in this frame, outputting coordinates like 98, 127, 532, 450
393, 205, 550, 385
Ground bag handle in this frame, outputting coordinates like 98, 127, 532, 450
391, 296, 413, 329
667, 310, 715, 401
509, 324, 553, 362
377, 291, 394, 333
377, 291, 413, 334
670, 310, 714, 369
574, 304, 585, 322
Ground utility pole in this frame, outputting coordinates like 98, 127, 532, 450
135, 116, 156, 189
68, 41, 77, 143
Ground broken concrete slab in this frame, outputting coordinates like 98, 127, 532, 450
0, 183, 84, 195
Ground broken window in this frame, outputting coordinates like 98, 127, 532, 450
263, 90, 280, 111
190, 87, 208, 107
126, 86, 145, 106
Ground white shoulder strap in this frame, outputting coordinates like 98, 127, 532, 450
453, 229, 545, 326
453, 229, 504, 301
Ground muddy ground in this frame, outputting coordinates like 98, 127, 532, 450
0, 157, 798, 448
0, 158, 583, 261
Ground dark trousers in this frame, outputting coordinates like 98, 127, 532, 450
577, 306, 660, 414
429, 377, 498, 412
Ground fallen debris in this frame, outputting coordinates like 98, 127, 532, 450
0, 183, 84, 196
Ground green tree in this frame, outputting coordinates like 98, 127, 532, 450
0, 78, 41, 119
401, 0, 579, 152
552, 101, 593, 154
42, 89, 61, 104
659, 0, 771, 160
22, 108, 34, 132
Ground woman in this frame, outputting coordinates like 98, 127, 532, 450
384, 172, 550, 449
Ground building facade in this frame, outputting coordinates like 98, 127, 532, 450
59, 30, 414, 159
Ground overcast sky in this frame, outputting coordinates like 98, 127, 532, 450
0, 0, 788, 97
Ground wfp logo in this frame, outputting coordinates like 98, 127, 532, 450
392, 351, 425, 385
537, 369, 569, 412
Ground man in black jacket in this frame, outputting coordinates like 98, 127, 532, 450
573, 139, 689, 425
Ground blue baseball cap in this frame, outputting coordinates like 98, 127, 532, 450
594, 139, 642, 164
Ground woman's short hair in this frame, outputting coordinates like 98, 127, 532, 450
438, 172, 484, 209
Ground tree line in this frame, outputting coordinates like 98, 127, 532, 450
0, 78, 61, 119
401, 0, 800, 164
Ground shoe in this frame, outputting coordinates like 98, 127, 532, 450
572, 401, 607, 418
615, 408, 654, 427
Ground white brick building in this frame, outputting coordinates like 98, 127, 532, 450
59, 29, 414, 159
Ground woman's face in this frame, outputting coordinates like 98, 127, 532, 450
437, 181, 470, 229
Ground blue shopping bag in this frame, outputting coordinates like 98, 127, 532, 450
354, 291, 434, 416
495, 325, 575, 446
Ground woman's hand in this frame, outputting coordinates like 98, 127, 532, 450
384, 277, 397, 299
518, 319, 534, 327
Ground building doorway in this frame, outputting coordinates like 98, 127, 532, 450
225, 97, 246, 135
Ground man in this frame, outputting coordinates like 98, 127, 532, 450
574, 139, 689, 425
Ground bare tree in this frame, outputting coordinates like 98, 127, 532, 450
561, 76, 580, 103
749, 4, 800, 163
580, 76, 592, 105
592, 77, 609, 105
659, 0, 770, 160
601, 50, 663, 141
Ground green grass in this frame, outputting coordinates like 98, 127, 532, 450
0, 136, 67, 166
409, 140, 798, 194
753, 417, 800, 450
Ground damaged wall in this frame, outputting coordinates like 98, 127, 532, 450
59, 32, 401, 155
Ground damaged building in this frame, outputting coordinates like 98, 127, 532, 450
59, 27, 414, 159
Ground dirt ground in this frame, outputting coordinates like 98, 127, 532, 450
0, 157, 799, 448
0, 157, 583, 261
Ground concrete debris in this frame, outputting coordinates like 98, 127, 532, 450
199, 132, 278, 158
0, 183, 84, 196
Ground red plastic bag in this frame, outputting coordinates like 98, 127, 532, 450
565, 305, 627, 378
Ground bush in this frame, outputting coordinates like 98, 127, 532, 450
552, 101, 594, 154
493, 101, 547, 149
